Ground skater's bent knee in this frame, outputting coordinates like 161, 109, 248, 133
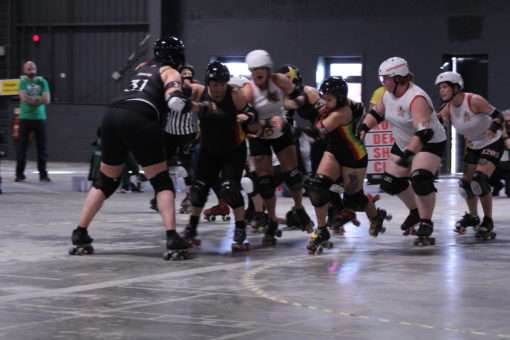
258, 175, 275, 199
410, 169, 436, 196
190, 180, 208, 207
221, 180, 244, 209
380, 173, 409, 196
92, 172, 120, 198
471, 171, 491, 197
149, 171, 175, 194
308, 174, 333, 207
343, 190, 369, 212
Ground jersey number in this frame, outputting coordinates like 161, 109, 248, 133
125, 79, 149, 92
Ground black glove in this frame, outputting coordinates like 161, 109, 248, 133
396, 150, 415, 168
300, 125, 326, 141
182, 139, 199, 154
355, 123, 370, 140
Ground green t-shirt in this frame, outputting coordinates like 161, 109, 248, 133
19, 75, 50, 119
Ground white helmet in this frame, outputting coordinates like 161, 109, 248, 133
228, 75, 250, 87
378, 57, 409, 77
245, 49, 273, 70
435, 71, 463, 89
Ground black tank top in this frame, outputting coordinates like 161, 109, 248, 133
199, 85, 245, 154
110, 59, 167, 120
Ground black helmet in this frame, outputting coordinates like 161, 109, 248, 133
320, 76, 348, 107
153, 36, 185, 69
180, 63, 195, 76
276, 64, 302, 86
205, 61, 230, 84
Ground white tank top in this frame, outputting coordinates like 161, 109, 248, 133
449, 93, 501, 149
382, 83, 446, 151
248, 76, 285, 139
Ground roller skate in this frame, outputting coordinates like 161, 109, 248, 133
262, 220, 282, 246
183, 224, 202, 247
306, 226, 333, 255
474, 217, 497, 240
250, 212, 268, 233
204, 200, 231, 222
368, 208, 392, 237
454, 212, 480, 235
414, 220, 436, 246
401, 208, 420, 236
327, 205, 360, 234
149, 196, 158, 212
69, 227, 94, 255
231, 222, 250, 252
163, 230, 191, 261
285, 207, 314, 233
179, 193, 191, 214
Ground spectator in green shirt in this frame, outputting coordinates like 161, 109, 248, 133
16, 61, 51, 182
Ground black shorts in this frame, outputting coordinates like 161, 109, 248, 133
101, 106, 165, 167
195, 144, 247, 187
248, 132, 294, 157
326, 145, 368, 168
464, 137, 504, 166
391, 141, 445, 158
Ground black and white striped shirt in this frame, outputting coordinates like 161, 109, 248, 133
164, 110, 197, 135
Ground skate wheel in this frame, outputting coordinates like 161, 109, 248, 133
210, 216, 216, 222
179, 208, 185, 214
490, 232, 497, 240
385, 214, 393, 221
381, 227, 386, 234
429, 237, 436, 245
413, 239, 421, 246
224, 215, 231, 221
353, 220, 361, 227
68, 247, 77, 255
163, 252, 171, 261
316, 246, 323, 255
275, 230, 282, 238
307, 249, 316, 255
85, 245, 94, 254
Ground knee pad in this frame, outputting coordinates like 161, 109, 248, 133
283, 168, 303, 191
308, 174, 333, 207
241, 176, 254, 194
149, 170, 175, 194
190, 180, 208, 207
379, 173, 409, 196
258, 175, 275, 199
458, 179, 475, 199
246, 171, 258, 196
92, 172, 120, 199
471, 171, 491, 197
221, 180, 244, 209
343, 190, 369, 212
410, 169, 436, 196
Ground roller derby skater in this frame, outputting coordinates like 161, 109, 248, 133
285, 206, 314, 233
414, 220, 436, 246
474, 217, 497, 240
179, 192, 191, 214
203, 199, 231, 222
231, 221, 250, 252
69, 35, 203, 260
435, 71, 504, 240
327, 205, 358, 234
69, 226, 94, 255
262, 220, 282, 246
401, 208, 420, 236
359, 57, 447, 247
164, 230, 191, 260
454, 212, 480, 235
306, 226, 333, 255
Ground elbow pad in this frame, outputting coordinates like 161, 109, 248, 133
368, 109, 385, 123
166, 91, 190, 115
415, 123, 434, 143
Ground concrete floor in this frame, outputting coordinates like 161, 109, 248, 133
1, 160, 510, 339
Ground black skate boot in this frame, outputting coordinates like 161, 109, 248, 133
454, 212, 480, 235
179, 193, 191, 214
474, 217, 497, 240
164, 230, 191, 260
149, 196, 158, 212
251, 212, 268, 233
401, 208, 420, 236
69, 227, 94, 255
232, 221, 250, 252
285, 207, 314, 233
306, 226, 333, 255
262, 220, 282, 246
414, 220, 436, 246
183, 218, 201, 247
368, 208, 392, 237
